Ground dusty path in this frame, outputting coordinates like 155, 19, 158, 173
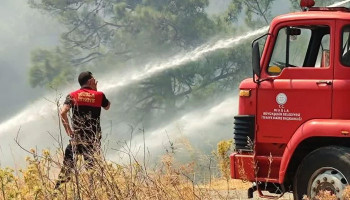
203, 179, 294, 199
206, 189, 294, 199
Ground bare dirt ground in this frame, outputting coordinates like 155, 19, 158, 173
203, 179, 294, 199
208, 190, 294, 200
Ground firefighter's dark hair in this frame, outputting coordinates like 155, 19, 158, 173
78, 71, 93, 86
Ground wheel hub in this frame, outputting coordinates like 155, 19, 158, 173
309, 168, 348, 199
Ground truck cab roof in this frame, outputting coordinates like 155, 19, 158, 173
271, 7, 350, 26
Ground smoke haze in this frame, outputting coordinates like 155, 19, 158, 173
0, 0, 63, 121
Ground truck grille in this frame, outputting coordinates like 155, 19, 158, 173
233, 115, 255, 151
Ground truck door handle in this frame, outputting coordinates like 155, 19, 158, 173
316, 80, 332, 85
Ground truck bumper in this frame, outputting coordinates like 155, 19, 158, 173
230, 152, 256, 181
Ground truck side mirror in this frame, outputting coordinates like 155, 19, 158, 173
252, 41, 261, 78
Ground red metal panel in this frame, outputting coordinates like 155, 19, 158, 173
230, 153, 282, 182
230, 153, 236, 179
332, 80, 350, 119
230, 153, 256, 181
257, 79, 332, 144
333, 20, 350, 119
238, 78, 257, 115
255, 156, 282, 182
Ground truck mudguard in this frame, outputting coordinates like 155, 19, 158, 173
279, 119, 350, 183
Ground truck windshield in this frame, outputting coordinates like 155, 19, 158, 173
268, 25, 330, 75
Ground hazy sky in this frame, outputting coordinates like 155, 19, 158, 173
0, 0, 62, 121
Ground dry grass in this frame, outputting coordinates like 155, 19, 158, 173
8, 128, 350, 200
202, 178, 250, 190
343, 186, 350, 200
302, 191, 336, 200
301, 186, 350, 200
0, 144, 253, 200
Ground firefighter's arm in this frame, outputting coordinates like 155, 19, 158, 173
60, 104, 74, 137
103, 102, 110, 110
102, 93, 110, 110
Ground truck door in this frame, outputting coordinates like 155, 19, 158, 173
333, 21, 350, 119
257, 22, 334, 144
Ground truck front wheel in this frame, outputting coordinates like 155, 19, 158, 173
293, 146, 350, 200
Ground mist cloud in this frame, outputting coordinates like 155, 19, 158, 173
0, 0, 63, 121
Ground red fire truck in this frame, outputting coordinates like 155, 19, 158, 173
230, 0, 350, 199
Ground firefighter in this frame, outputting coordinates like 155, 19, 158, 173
54, 71, 110, 189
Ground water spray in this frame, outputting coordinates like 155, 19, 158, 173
0, 27, 269, 135
101, 26, 269, 92
329, 0, 350, 7
1, 0, 349, 135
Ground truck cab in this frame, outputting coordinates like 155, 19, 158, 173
230, 2, 350, 199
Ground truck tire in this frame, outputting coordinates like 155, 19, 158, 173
293, 146, 350, 200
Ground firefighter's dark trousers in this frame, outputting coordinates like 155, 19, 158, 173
63, 141, 100, 169
55, 140, 100, 189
